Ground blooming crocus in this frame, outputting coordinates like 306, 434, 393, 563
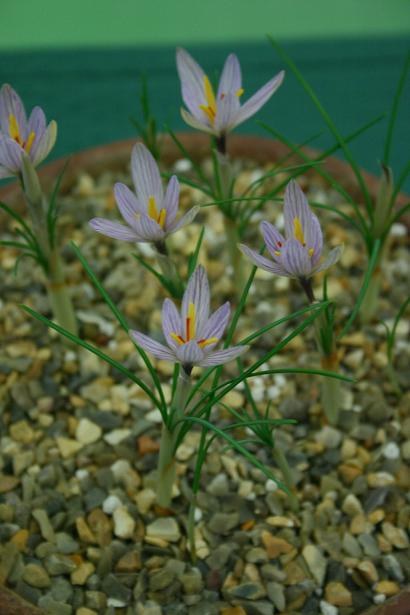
240, 180, 342, 280
176, 48, 284, 138
0, 84, 57, 179
131, 266, 248, 371
89, 143, 199, 244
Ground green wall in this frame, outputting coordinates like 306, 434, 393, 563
1, 0, 409, 49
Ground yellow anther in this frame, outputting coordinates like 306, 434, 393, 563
158, 208, 166, 228
148, 195, 159, 221
203, 75, 217, 115
9, 114, 20, 141
198, 337, 218, 348
170, 332, 184, 346
186, 302, 196, 341
236, 88, 244, 97
274, 250, 281, 257
308, 247, 314, 257
25, 131, 35, 154
293, 216, 305, 245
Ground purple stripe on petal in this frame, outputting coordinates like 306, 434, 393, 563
214, 93, 240, 134
281, 239, 312, 278
283, 180, 312, 241
199, 345, 248, 367
313, 246, 343, 274
162, 175, 180, 226
133, 213, 164, 242
182, 266, 210, 337
89, 218, 140, 242
167, 205, 200, 234
239, 244, 289, 276
232, 71, 284, 128
0, 84, 28, 138
260, 221, 285, 261
202, 301, 230, 341
131, 143, 163, 208
175, 340, 204, 365
0, 137, 24, 175
217, 54, 242, 99
27, 107, 46, 141
31, 121, 57, 166
130, 330, 176, 361
308, 214, 323, 265
162, 298, 182, 347
176, 48, 206, 118
180, 108, 214, 134
114, 182, 144, 227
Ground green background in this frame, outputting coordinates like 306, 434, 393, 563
1, 0, 409, 48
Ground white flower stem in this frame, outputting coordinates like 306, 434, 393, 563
155, 243, 184, 299
359, 262, 383, 324
47, 248, 78, 337
156, 368, 191, 508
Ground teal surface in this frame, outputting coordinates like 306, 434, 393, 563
0, 38, 409, 188
1, 0, 409, 48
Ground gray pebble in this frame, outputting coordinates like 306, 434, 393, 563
38, 595, 73, 615
208, 512, 240, 535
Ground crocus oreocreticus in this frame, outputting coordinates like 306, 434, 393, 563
89, 143, 199, 243
240, 180, 342, 279
176, 48, 284, 138
0, 84, 57, 179
131, 266, 248, 369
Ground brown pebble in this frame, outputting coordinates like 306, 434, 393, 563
75, 517, 96, 544
260, 531, 293, 558
375, 580, 400, 596
115, 550, 142, 573
137, 435, 160, 456
87, 509, 112, 547
338, 464, 362, 485
325, 581, 352, 606
10, 529, 29, 552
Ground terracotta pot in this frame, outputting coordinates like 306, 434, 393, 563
0, 133, 408, 615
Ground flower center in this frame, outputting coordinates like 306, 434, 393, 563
199, 76, 245, 125
148, 196, 166, 228
170, 302, 218, 348
293, 216, 314, 257
9, 114, 35, 153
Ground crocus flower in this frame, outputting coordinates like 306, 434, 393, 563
89, 143, 199, 243
240, 180, 342, 280
176, 47, 284, 138
0, 84, 57, 179
131, 266, 248, 370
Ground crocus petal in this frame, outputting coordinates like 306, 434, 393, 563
309, 214, 323, 265
182, 265, 210, 337
162, 175, 180, 226
31, 120, 57, 166
217, 53, 242, 99
131, 143, 163, 208
89, 218, 140, 242
175, 340, 205, 365
180, 108, 214, 134
283, 180, 312, 240
162, 298, 182, 347
232, 71, 285, 128
313, 246, 343, 274
260, 221, 286, 261
132, 213, 165, 242
199, 345, 249, 367
0, 84, 28, 138
27, 106, 46, 141
239, 244, 290, 276
176, 47, 206, 118
281, 239, 313, 278
130, 330, 176, 361
202, 301, 231, 341
167, 205, 200, 234
214, 93, 240, 133
0, 137, 24, 175
114, 182, 144, 227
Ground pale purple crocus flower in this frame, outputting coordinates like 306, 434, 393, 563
131, 266, 248, 371
240, 180, 342, 282
176, 48, 284, 139
89, 143, 199, 244
0, 84, 57, 179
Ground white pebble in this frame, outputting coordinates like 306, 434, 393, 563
145, 409, 163, 423
390, 223, 407, 237
111, 459, 132, 479
194, 508, 203, 522
382, 442, 400, 460
102, 495, 122, 515
113, 506, 136, 539
75, 469, 89, 480
267, 385, 281, 400
104, 428, 131, 446
265, 479, 278, 493
174, 158, 192, 173
320, 600, 338, 615
374, 594, 386, 604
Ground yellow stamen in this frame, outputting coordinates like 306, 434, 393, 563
9, 114, 20, 141
186, 302, 196, 341
158, 208, 166, 228
236, 87, 244, 97
308, 247, 314, 257
170, 333, 184, 345
148, 195, 159, 221
274, 250, 281, 257
198, 337, 218, 348
203, 75, 217, 115
293, 216, 305, 245
25, 131, 35, 154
